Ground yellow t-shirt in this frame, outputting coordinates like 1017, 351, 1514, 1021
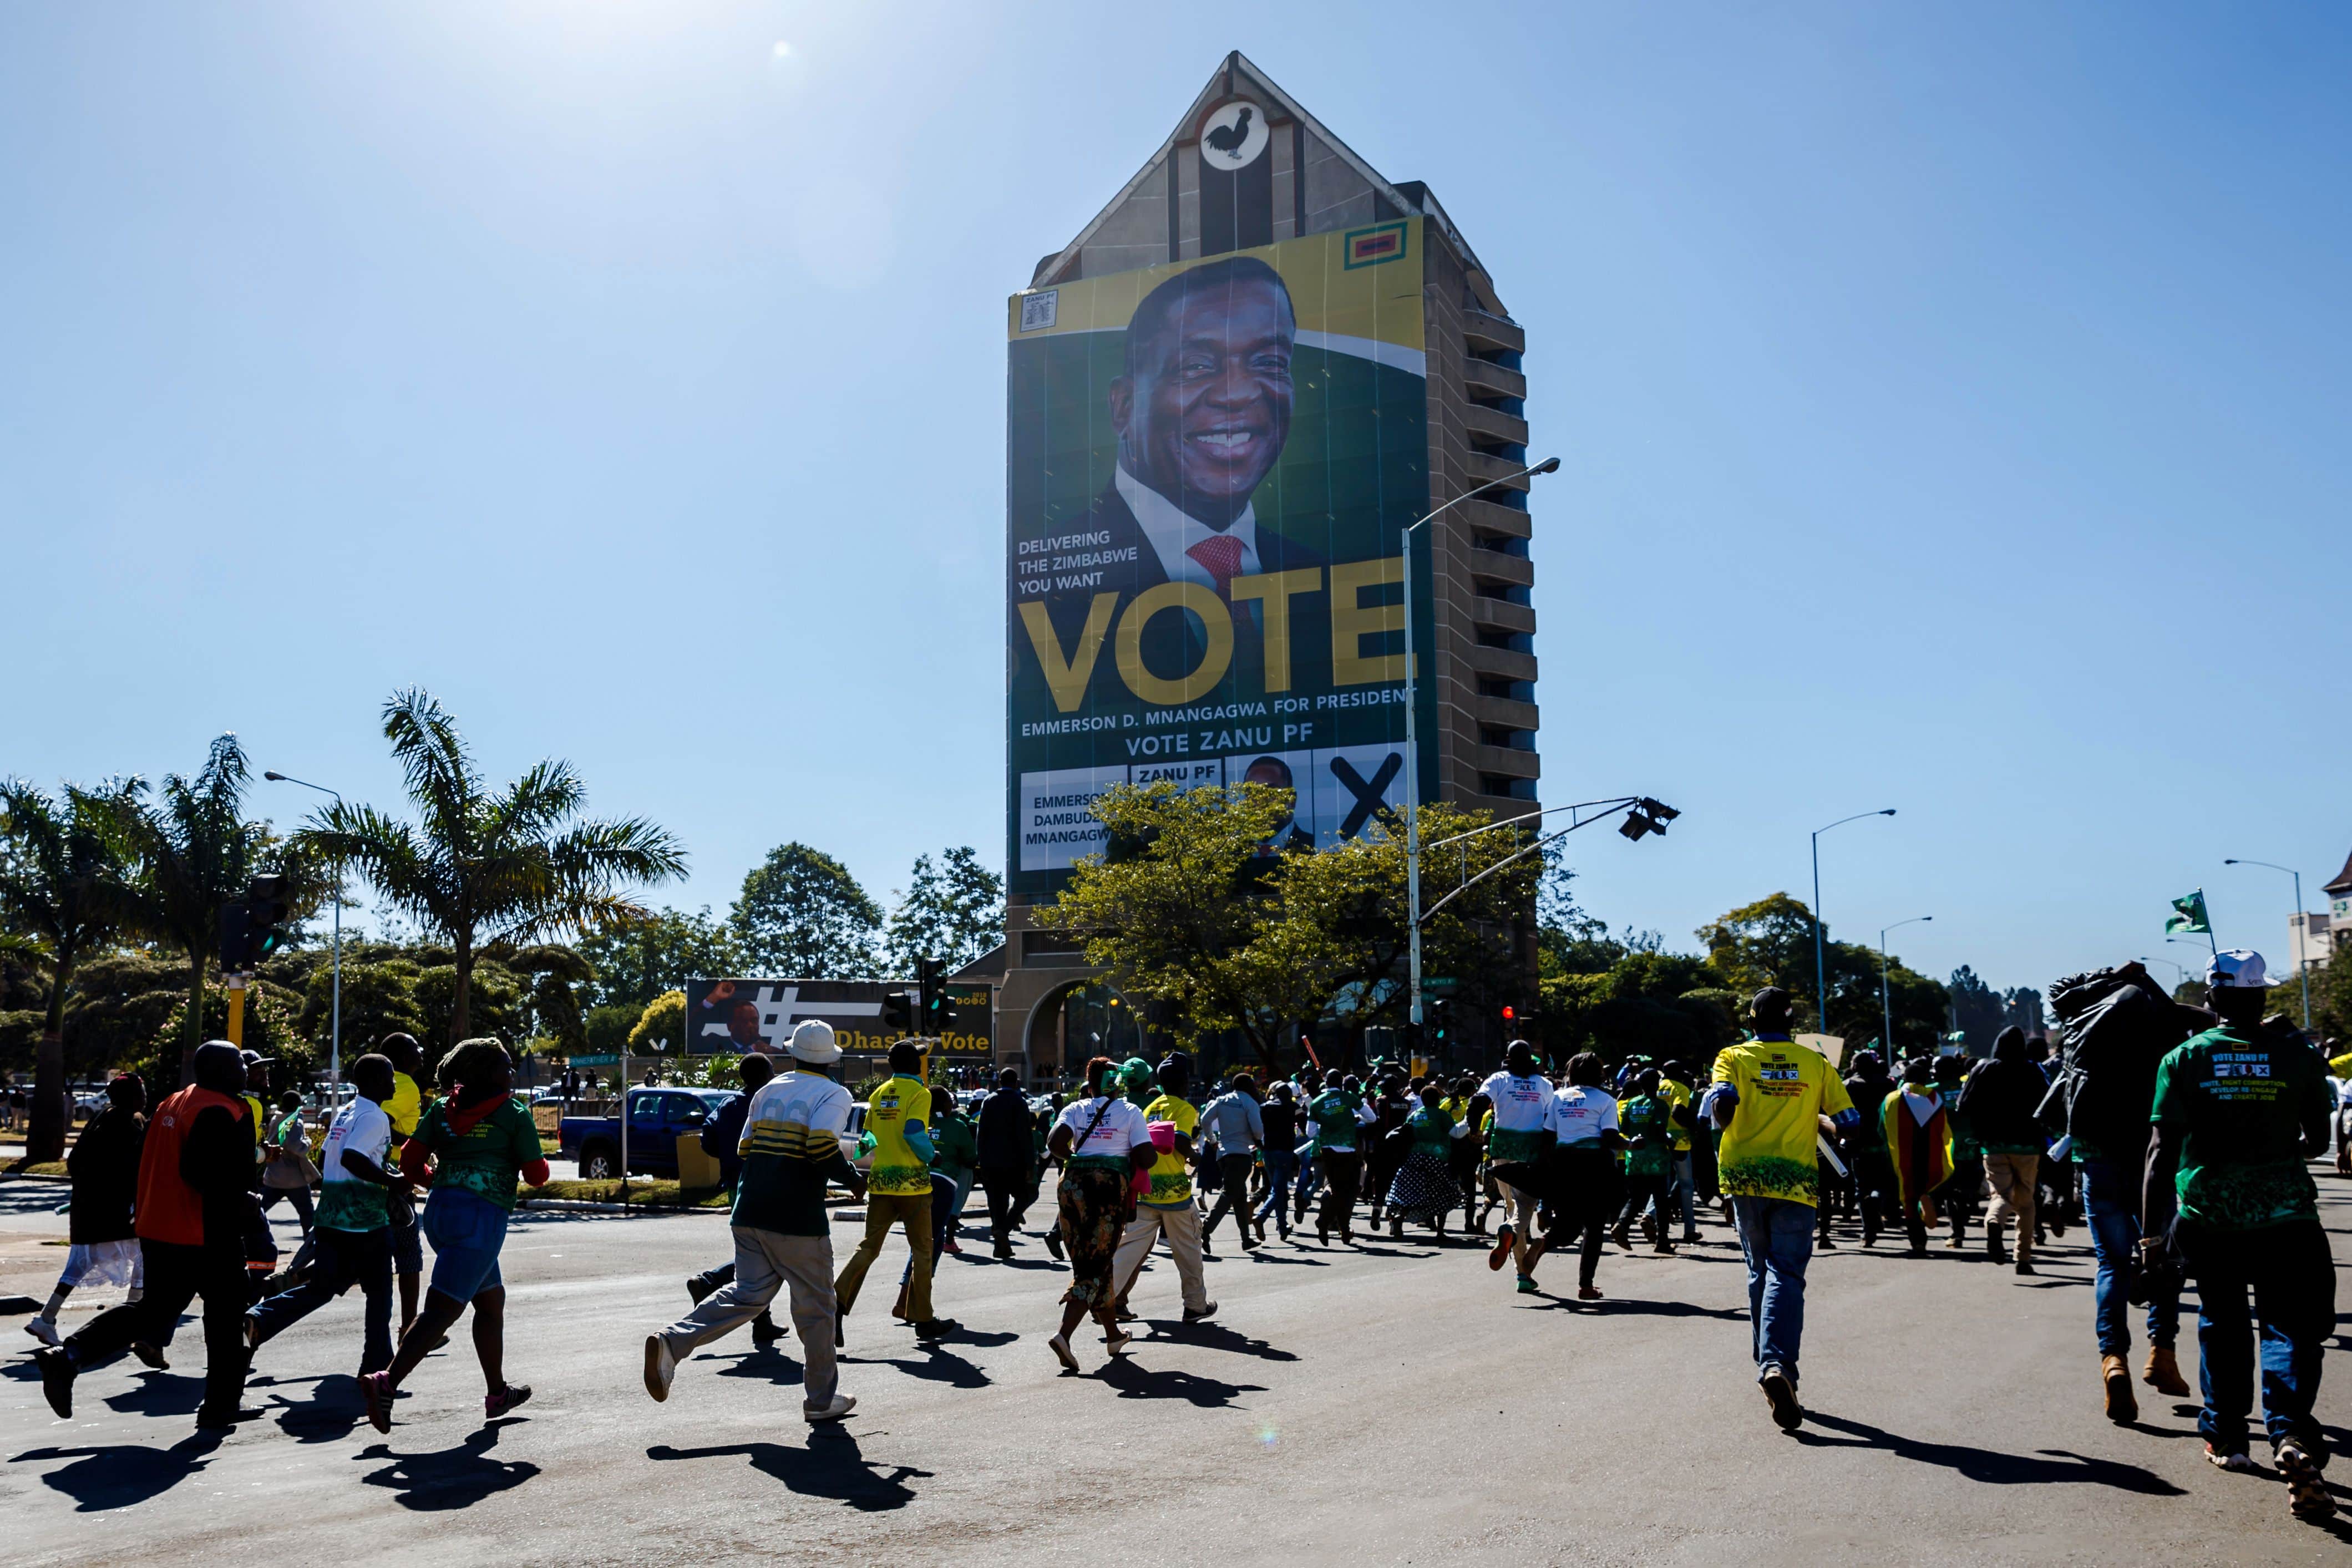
1711, 1038, 1853, 1207
865, 1074, 935, 1197
1659, 1078, 1694, 1152
386, 1072, 423, 1139
1142, 1093, 1198, 1206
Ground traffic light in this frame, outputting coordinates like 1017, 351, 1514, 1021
216, 874, 294, 971
1619, 797, 1681, 841
1428, 998, 1451, 1044
918, 957, 956, 1034
1501, 1004, 1516, 1024
881, 988, 915, 1032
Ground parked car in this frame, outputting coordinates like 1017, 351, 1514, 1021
559, 1087, 735, 1180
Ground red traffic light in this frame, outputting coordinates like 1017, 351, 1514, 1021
1501, 1006, 1515, 1021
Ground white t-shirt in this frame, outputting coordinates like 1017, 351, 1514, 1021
321, 1097, 392, 1187
1056, 1095, 1151, 1165
1478, 1071, 1556, 1134
1549, 1085, 1619, 1147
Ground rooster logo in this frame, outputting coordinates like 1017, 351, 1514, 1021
1199, 99, 1268, 168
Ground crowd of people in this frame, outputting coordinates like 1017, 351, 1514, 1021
16, 948, 2344, 1528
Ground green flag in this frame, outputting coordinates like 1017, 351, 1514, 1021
2165, 890, 2211, 936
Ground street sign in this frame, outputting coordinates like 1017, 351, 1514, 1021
1424, 977, 1458, 993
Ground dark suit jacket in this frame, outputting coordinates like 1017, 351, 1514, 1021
1086, 479, 1326, 593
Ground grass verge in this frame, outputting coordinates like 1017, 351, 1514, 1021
521, 1178, 728, 1210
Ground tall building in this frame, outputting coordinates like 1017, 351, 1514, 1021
989, 53, 1542, 1079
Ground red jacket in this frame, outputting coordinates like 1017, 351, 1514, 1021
136, 1085, 249, 1246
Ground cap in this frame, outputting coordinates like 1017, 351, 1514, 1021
787, 1020, 841, 1064
240, 1050, 277, 1067
2207, 949, 2269, 989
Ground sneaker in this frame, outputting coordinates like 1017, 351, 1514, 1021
1487, 1224, 1515, 1272
1048, 1333, 1081, 1372
2101, 1356, 2138, 1424
1045, 1231, 1065, 1261
360, 1370, 394, 1433
1577, 1285, 1603, 1301
685, 1274, 715, 1306
1183, 1301, 1219, 1323
34, 1347, 74, 1419
1104, 1327, 1133, 1358
751, 1315, 787, 1346
993, 1243, 1014, 1260
1515, 1276, 1538, 1295
484, 1383, 533, 1420
2204, 1444, 2258, 1474
2275, 1440, 2336, 1521
803, 1394, 856, 1424
912, 1318, 960, 1341
1760, 1364, 1804, 1431
22, 1317, 59, 1348
2014, 1260, 2036, 1277
130, 1341, 169, 1371
942, 1239, 962, 1255
643, 1335, 676, 1402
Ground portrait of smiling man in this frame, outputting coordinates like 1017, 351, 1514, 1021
1096, 254, 1324, 602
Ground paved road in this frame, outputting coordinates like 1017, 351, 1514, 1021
3, 1173, 2349, 1565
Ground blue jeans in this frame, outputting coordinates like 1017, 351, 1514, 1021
420, 1186, 509, 1302
1731, 1196, 1815, 1380
2078, 1158, 2177, 1357
247, 1225, 393, 1374
2177, 1218, 2335, 1458
1253, 1150, 1299, 1230
1643, 1152, 1697, 1236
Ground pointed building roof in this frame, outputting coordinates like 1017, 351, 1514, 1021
2326, 845, 2352, 897
1028, 50, 1501, 310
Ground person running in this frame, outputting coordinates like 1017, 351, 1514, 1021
1362, 1077, 1412, 1229
645, 1021, 865, 1423
976, 1068, 1040, 1259
685, 1053, 782, 1344
1305, 1073, 1371, 1245
1251, 1080, 1300, 1244
377, 1032, 430, 1340
359, 1038, 547, 1432
245, 1053, 401, 1377
1479, 1042, 1555, 1293
1652, 1060, 1701, 1245
1514, 1053, 1623, 1299
1840, 1051, 1898, 1248
1112, 1054, 1215, 1323
26, 1074, 146, 1348
257, 1090, 317, 1241
2144, 951, 2336, 1519
1960, 1027, 2047, 1275
834, 1041, 956, 1342
893, 1088, 977, 1313
1046, 1057, 1155, 1371
1385, 1089, 1466, 1238
1882, 1057, 1953, 1257
1702, 988, 1858, 1432
1613, 1069, 1679, 1255
1197, 1073, 1265, 1252
36, 1042, 256, 1430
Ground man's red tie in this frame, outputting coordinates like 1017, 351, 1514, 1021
1186, 534, 1246, 598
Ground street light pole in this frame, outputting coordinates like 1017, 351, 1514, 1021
1811, 809, 1897, 1038
1402, 455, 1560, 1034
1879, 915, 1932, 1057
264, 772, 343, 1100
2224, 858, 2313, 1028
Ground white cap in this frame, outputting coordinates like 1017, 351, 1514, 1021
2207, 949, 2269, 989
788, 1019, 841, 1063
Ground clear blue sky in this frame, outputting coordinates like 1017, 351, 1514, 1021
6, 4, 2347, 996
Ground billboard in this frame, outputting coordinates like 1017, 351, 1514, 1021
683, 978, 995, 1076
1006, 219, 1434, 895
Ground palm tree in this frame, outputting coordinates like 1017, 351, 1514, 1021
297, 689, 686, 1043
114, 734, 281, 1084
0, 779, 141, 1162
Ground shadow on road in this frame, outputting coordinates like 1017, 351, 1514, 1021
1793, 1410, 2185, 1494
356, 1421, 540, 1510
1524, 1296, 1747, 1321
269, 1372, 367, 1442
648, 1433, 930, 1511
14, 1429, 224, 1510
846, 1341, 993, 1389
1149, 1318, 1297, 1362
711, 1346, 807, 1387
1096, 1357, 1265, 1407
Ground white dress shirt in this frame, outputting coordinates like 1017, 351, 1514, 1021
1116, 464, 1261, 590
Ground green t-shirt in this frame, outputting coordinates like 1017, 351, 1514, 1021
415, 1096, 544, 1212
1407, 1103, 1453, 1154
864, 1075, 935, 1197
2152, 1024, 2329, 1232
1307, 1089, 1361, 1153
930, 1103, 978, 1180
1619, 1094, 1675, 1178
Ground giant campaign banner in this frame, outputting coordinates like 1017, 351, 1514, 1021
1006, 219, 1433, 895
684, 978, 994, 1070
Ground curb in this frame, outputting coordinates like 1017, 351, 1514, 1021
515, 1198, 727, 1215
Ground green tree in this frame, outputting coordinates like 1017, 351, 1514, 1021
730, 843, 880, 978
883, 846, 1004, 973
0, 778, 141, 1160
1948, 965, 2005, 1052
575, 905, 738, 1010
628, 989, 685, 1055
112, 734, 285, 1083
298, 689, 686, 1042
296, 952, 428, 1050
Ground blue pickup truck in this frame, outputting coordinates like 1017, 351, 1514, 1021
559, 1088, 738, 1181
